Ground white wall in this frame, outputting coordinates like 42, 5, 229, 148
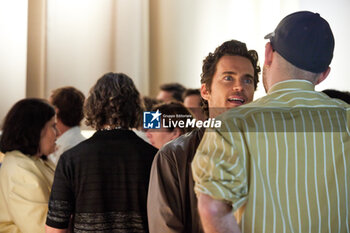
46, 0, 114, 98
149, 0, 300, 99
0, 1, 28, 127
150, 0, 350, 99
298, 0, 350, 92
252, 0, 300, 98
255, 0, 350, 96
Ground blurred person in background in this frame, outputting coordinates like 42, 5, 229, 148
322, 88, 350, 104
142, 96, 161, 112
48, 86, 86, 165
156, 83, 186, 103
183, 88, 206, 121
0, 132, 3, 165
0, 98, 57, 233
146, 101, 193, 149
0, 151, 4, 167
0, 152, 4, 166
133, 96, 162, 143
46, 72, 157, 233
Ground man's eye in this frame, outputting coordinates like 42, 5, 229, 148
224, 76, 233, 81
244, 78, 253, 84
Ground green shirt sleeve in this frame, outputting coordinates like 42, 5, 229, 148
191, 120, 249, 211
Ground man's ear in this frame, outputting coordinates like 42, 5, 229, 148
201, 83, 210, 101
264, 42, 274, 67
171, 128, 182, 139
315, 67, 331, 85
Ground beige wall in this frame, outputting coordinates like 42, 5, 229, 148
150, 0, 199, 96
0, 1, 28, 128
150, 0, 254, 97
27, 0, 46, 98
45, 0, 116, 98
114, 0, 150, 95
45, 0, 150, 99
149, 0, 268, 98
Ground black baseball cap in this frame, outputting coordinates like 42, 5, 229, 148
264, 11, 335, 73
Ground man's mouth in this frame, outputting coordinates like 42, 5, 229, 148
227, 97, 245, 104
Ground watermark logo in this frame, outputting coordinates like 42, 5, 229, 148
143, 110, 161, 129
143, 109, 222, 130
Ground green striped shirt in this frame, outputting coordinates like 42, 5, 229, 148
192, 80, 350, 233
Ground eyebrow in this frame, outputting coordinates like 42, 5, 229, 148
221, 71, 254, 79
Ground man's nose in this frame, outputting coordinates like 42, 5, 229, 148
232, 82, 243, 92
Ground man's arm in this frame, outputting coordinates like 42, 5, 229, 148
197, 193, 241, 233
147, 150, 185, 233
45, 154, 74, 231
45, 225, 67, 233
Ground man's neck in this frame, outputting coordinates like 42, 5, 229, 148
56, 120, 71, 137
209, 108, 229, 119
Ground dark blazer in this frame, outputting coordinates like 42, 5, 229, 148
147, 128, 205, 233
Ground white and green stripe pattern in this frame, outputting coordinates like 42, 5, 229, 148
192, 80, 350, 233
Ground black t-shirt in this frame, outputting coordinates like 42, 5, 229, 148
46, 129, 157, 233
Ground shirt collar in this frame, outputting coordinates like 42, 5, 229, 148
56, 126, 81, 145
268, 79, 315, 94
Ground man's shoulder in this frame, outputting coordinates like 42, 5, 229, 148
129, 131, 158, 154
159, 128, 204, 161
163, 128, 204, 151
57, 127, 85, 146
217, 99, 267, 123
60, 130, 157, 161
57, 135, 95, 162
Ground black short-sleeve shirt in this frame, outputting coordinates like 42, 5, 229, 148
46, 129, 157, 233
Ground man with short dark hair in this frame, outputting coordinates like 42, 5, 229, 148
147, 40, 260, 233
192, 11, 350, 232
48, 86, 86, 165
157, 83, 186, 102
183, 88, 206, 121
322, 89, 350, 104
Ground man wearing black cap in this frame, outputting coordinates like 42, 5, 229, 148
192, 11, 350, 233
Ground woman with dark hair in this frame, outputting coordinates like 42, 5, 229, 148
0, 98, 57, 233
46, 72, 158, 233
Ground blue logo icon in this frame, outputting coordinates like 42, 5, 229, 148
143, 110, 161, 129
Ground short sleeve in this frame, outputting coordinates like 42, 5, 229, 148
191, 121, 249, 211
46, 153, 75, 229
